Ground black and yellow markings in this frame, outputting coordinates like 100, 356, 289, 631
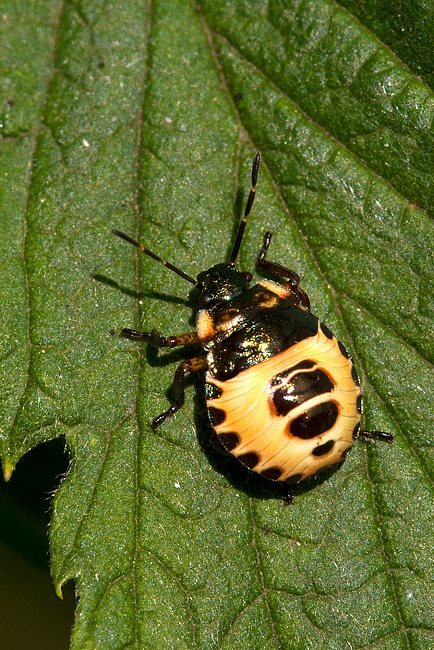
196, 310, 216, 343
206, 326, 360, 482
270, 363, 335, 418
215, 308, 241, 328
205, 383, 223, 400
257, 279, 293, 301
113, 153, 393, 494
289, 400, 339, 439
217, 431, 239, 451
312, 439, 335, 456
208, 406, 226, 427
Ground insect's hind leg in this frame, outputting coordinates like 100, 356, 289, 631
152, 355, 208, 428
257, 232, 310, 309
121, 329, 199, 348
359, 430, 394, 443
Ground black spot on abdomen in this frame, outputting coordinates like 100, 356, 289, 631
260, 467, 282, 480
271, 361, 315, 382
208, 406, 226, 427
320, 323, 334, 339
205, 382, 223, 400
237, 452, 260, 469
351, 365, 360, 386
312, 439, 335, 456
338, 340, 350, 359
289, 401, 339, 439
218, 432, 239, 451
271, 368, 334, 417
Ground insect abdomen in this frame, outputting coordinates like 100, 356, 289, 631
206, 323, 360, 483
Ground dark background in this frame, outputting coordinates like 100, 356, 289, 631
0, 439, 75, 650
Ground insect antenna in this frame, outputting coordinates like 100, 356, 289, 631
112, 230, 203, 289
230, 152, 261, 264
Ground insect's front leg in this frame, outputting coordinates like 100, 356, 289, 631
121, 329, 200, 348
257, 232, 310, 309
152, 355, 208, 428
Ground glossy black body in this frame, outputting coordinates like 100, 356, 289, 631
203, 286, 319, 381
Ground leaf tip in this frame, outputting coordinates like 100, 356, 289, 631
3, 460, 14, 482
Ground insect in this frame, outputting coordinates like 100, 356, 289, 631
113, 153, 392, 497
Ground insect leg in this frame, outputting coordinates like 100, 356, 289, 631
152, 355, 208, 428
282, 488, 294, 506
359, 430, 394, 443
121, 329, 200, 348
257, 232, 310, 309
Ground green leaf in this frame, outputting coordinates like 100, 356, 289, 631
1, 0, 434, 648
